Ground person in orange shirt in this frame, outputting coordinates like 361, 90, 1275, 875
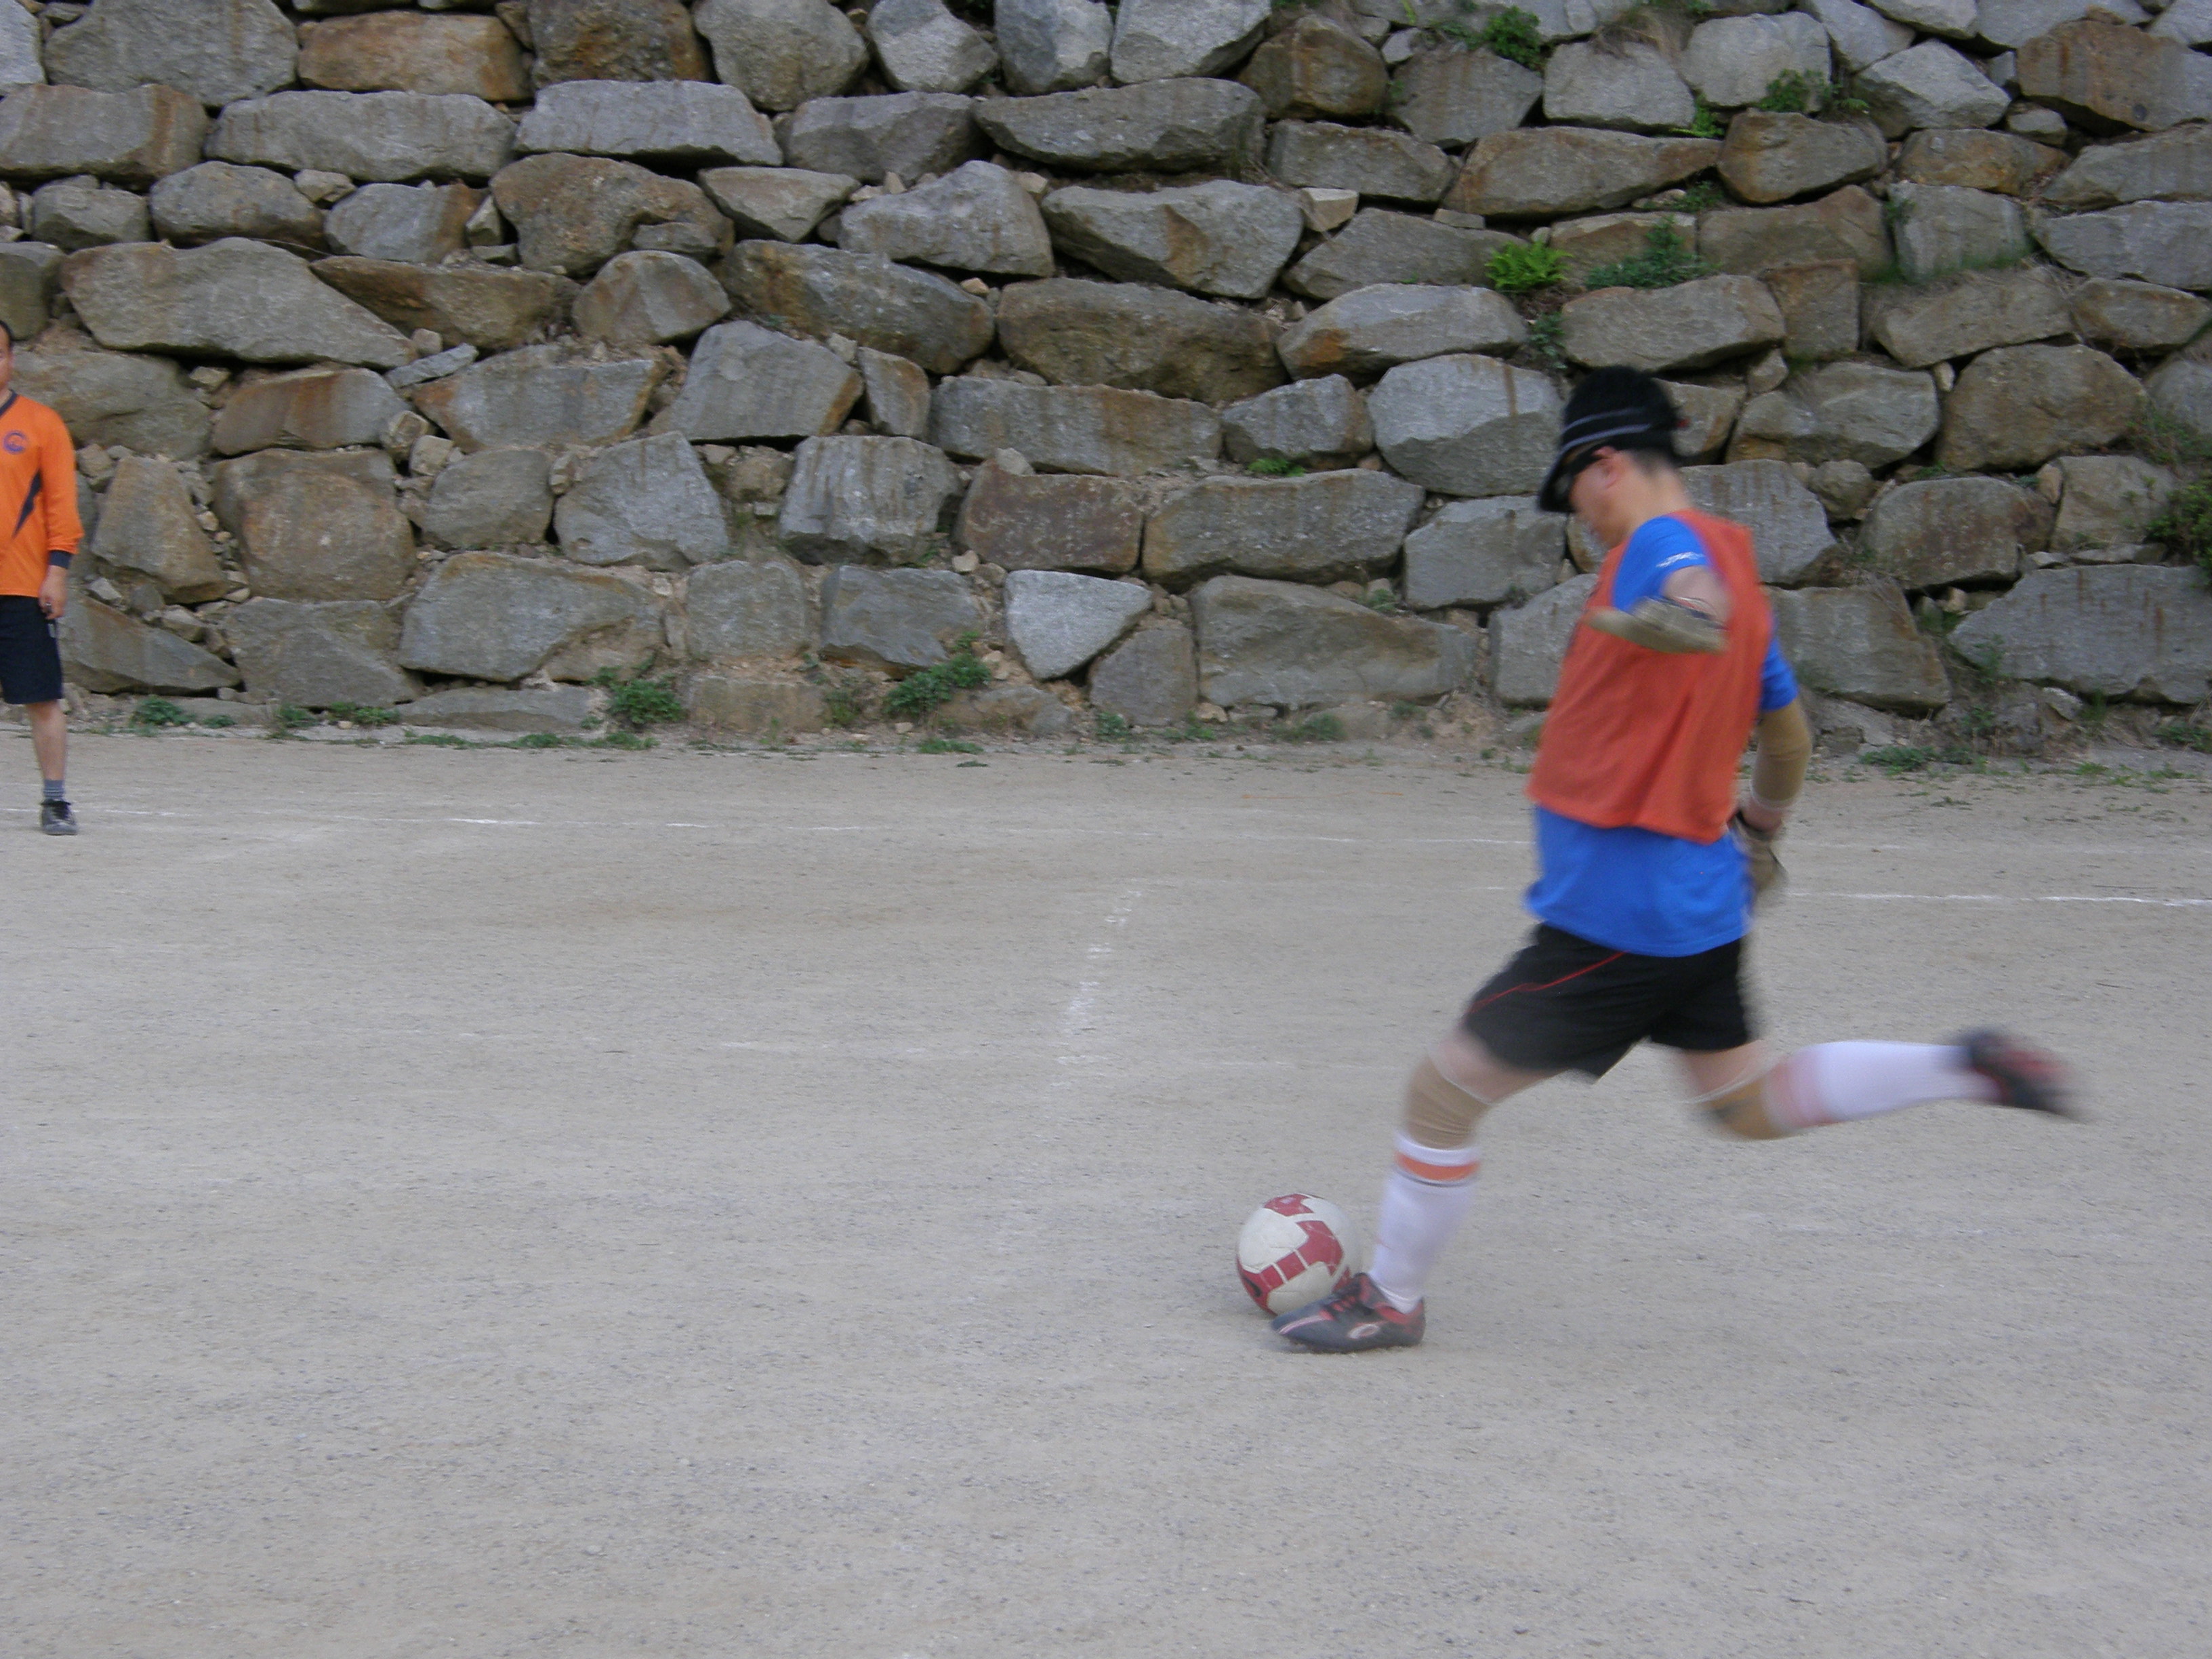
0, 319, 84, 834
1273, 367, 2077, 1354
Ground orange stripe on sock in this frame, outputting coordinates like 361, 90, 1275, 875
1396, 1149, 1480, 1183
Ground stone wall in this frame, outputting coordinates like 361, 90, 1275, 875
5, 0, 2211, 749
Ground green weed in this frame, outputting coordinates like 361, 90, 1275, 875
276, 703, 317, 730
512, 732, 566, 749
821, 672, 870, 729
2148, 479, 2212, 582
1281, 712, 1345, 744
1478, 5, 1544, 69
1361, 588, 1404, 614
1671, 179, 1727, 213
1246, 457, 1307, 478
1678, 96, 1723, 139
131, 696, 192, 729
405, 732, 473, 747
592, 668, 686, 729
1525, 312, 1565, 369
325, 701, 400, 727
199, 712, 236, 728
2131, 407, 2212, 472
592, 729, 654, 750
917, 735, 984, 754
1487, 241, 1568, 294
1755, 70, 1830, 112
1094, 710, 1134, 740
883, 634, 990, 718
1862, 744, 1936, 773
2154, 720, 2212, 754
1584, 223, 1710, 290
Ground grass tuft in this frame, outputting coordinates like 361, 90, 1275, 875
592, 668, 685, 730
1487, 241, 1568, 295
1584, 223, 1711, 290
884, 634, 990, 718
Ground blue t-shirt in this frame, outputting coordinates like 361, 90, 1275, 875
1525, 514, 1799, 958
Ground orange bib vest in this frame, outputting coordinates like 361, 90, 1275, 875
1527, 509, 1771, 846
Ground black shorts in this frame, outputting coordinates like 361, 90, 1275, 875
0, 595, 63, 705
1460, 924, 1755, 1080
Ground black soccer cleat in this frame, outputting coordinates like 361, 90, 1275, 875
1957, 1029, 2079, 1120
39, 798, 76, 836
1271, 1273, 1425, 1353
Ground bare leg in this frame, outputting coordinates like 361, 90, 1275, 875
27, 699, 64, 784
1676, 1042, 1784, 1138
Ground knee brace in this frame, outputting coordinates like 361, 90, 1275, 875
1405, 1053, 1497, 1149
1691, 1064, 1792, 1140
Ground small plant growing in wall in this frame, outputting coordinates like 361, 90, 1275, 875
1755, 70, 1832, 113
131, 696, 191, 729
593, 668, 686, 730
1584, 223, 1710, 290
1678, 96, 1724, 139
2150, 480, 2212, 584
1477, 5, 1544, 69
1246, 457, 1307, 477
1486, 241, 1567, 294
882, 633, 990, 718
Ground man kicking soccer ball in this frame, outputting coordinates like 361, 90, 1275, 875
1272, 367, 2074, 1354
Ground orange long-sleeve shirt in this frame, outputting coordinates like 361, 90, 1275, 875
0, 389, 81, 598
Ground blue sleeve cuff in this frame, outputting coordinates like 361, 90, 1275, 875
46, 551, 73, 570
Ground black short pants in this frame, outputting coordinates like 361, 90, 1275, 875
1460, 923, 1755, 1080
0, 594, 63, 706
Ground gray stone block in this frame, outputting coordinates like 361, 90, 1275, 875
11, 345, 211, 459
778, 435, 961, 563
1369, 354, 1563, 497
839, 161, 1054, 279
928, 377, 1221, 474
213, 366, 409, 456
1044, 180, 1302, 300
2034, 201, 2212, 293
720, 241, 995, 375
556, 434, 732, 570
661, 319, 862, 442
573, 251, 731, 346
516, 79, 781, 166
818, 565, 981, 669
207, 90, 516, 183
695, 0, 869, 112
60, 597, 239, 696
974, 77, 1264, 173
1141, 470, 1424, 586
212, 449, 416, 603
953, 464, 1143, 573
411, 345, 664, 453
398, 550, 662, 681
1088, 621, 1197, 725
1278, 284, 1527, 380
149, 162, 323, 249
45, 0, 295, 107
1220, 376, 1372, 468
1404, 496, 1565, 611
686, 558, 813, 659
1936, 344, 2144, 472
995, 0, 1113, 96
1193, 573, 1474, 708
88, 457, 227, 605
1862, 265, 2072, 368
223, 597, 419, 710
325, 182, 483, 264
1862, 475, 2052, 588
996, 278, 1283, 403
1282, 209, 1523, 302
1766, 583, 1948, 712
1110, 0, 1267, 84
403, 685, 598, 733
869, 0, 998, 94
62, 239, 411, 368
1004, 569, 1151, 678
1264, 122, 1453, 203
28, 176, 149, 251
1444, 127, 1720, 218
1951, 565, 2212, 702
783, 92, 979, 184
1734, 361, 1939, 469
699, 166, 855, 242
1491, 574, 1597, 706
419, 448, 555, 550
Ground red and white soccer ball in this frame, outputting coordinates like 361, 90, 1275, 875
1237, 1193, 1359, 1316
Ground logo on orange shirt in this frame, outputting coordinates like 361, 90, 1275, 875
1, 432, 24, 453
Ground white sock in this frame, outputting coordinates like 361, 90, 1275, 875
1771, 1041, 1996, 1130
1367, 1133, 1481, 1312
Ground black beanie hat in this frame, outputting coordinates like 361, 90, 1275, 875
1535, 367, 1683, 514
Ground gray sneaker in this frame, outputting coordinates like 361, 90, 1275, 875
39, 798, 76, 836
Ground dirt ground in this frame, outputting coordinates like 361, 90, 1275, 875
3, 730, 2207, 1659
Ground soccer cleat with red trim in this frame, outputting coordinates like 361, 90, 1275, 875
1957, 1029, 2079, 1119
1270, 1272, 1425, 1352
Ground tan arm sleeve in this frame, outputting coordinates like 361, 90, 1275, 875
1750, 697, 1812, 813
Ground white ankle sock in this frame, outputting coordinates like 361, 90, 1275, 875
1771, 1041, 1996, 1130
1367, 1133, 1480, 1312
